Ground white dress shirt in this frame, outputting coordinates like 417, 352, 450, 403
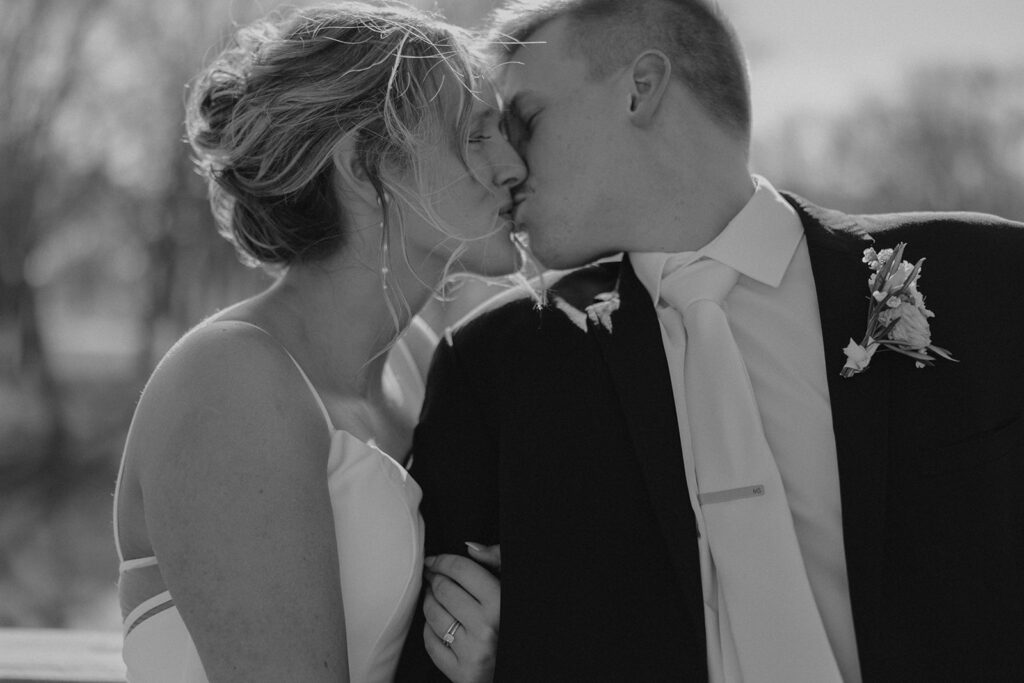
632, 176, 862, 683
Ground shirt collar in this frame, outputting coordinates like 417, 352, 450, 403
632, 175, 804, 305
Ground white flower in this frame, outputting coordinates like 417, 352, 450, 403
553, 296, 588, 332
889, 302, 933, 350
585, 292, 620, 333
841, 241, 954, 378
877, 308, 901, 326
887, 261, 914, 290
842, 338, 878, 375
553, 291, 620, 334
908, 283, 926, 309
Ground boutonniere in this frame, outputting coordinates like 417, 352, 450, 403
841, 242, 956, 377
554, 290, 621, 333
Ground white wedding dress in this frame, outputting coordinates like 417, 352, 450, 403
113, 325, 426, 682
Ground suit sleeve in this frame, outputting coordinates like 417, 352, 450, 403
394, 334, 501, 681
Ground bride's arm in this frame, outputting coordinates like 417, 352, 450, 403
132, 327, 348, 682
394, 324, 503, 681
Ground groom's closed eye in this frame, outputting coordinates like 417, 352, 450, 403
500, 106, 530, 151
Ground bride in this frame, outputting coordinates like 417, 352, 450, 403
112, 3, 524, 681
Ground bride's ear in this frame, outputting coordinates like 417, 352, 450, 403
331, 132, 379, 207
627, 50, 672, 128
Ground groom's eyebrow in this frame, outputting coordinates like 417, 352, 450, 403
506, 91, 538, 116
473, 107, 499, 124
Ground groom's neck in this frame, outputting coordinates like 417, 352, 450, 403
629, 159, 754, 255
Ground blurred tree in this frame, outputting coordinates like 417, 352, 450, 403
103, 0, 270, 376
0, 0, 111, 628
0, 0, 109, 494
0, 0, 269, 628
762, 64, 1024, 220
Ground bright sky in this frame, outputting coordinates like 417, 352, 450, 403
720, 0, 1024, 135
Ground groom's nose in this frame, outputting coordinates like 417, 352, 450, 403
494, 145, 527, 190
500, 107, 530, 154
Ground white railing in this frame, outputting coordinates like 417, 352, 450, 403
0, 628, 124, 682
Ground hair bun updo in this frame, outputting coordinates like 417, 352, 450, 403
185, 3, 488, 269
187, 29, 261, 161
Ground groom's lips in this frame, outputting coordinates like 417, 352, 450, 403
511, 191, 531, 223
498, 201, 516, 224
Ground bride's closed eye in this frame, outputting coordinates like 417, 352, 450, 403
468, 107, 505, 145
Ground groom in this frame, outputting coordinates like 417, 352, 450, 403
398, 0, 1024, 681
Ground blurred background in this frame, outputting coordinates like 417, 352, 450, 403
1, 0, 1022, 633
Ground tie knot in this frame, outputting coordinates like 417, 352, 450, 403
660, 257, 739, 312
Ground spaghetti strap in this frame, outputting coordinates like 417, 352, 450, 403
219, 320, 335, 433
112, 446, 129, 563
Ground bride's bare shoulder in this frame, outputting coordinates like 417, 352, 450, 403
144, 320, 292, 399
125, 320, 327, 471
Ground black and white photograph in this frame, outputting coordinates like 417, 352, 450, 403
1, 1, 1023, 681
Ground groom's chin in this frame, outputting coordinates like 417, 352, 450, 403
514, 224, 605, 271
520, 236, 567, 270
532, 244, 613, 272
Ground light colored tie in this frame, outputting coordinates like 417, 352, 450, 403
660, 257, 842, 683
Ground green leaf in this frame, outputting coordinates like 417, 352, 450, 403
891, 348, 934, 361
879, 338, 923, 347
928, 345, 958, 361
892, 257, 926, 299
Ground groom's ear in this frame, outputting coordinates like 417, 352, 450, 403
627, 50, 672, 128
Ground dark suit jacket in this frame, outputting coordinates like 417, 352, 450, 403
396, 194, 1024, 682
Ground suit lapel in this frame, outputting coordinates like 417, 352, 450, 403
591, 256, 707, 650
787, 194, 890, 675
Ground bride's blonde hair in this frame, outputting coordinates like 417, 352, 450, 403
186, 2, 491, 272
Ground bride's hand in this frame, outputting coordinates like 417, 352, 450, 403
422, 543, 501, 683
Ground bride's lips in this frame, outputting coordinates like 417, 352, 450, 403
511, 189, 529, 224
498, 200, 517, 226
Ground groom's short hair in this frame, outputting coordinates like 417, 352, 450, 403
489, 0, 751, 140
